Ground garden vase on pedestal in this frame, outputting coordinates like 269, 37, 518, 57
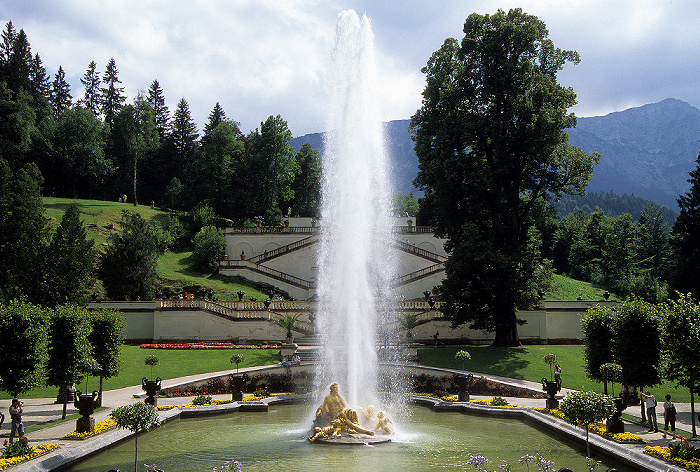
74, 390, 99, 433
142, 377, 162, 406
458, 374, 473, 402
606, 397, 627, 433
542, 378, 561, 409
229, 374, 246, 401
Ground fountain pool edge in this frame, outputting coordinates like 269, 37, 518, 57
20, 394, 684, 472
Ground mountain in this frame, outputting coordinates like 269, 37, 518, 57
290, 120, 420, 197
290, 98, 700, 208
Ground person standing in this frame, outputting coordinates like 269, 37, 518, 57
641, 390, 658, 432
663, 394, 677, 439
554, 364, 562, 387
8, 398, 24, 444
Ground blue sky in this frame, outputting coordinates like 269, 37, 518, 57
2, 0, 698, 137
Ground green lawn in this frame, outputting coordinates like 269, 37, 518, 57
0, 345, 280, 400
418, 344, 692, 402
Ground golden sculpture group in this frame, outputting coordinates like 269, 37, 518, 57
309, 383, 394, 443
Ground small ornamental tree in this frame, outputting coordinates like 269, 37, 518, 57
455, 350, 471, 371
599, 363, 623, 398
0, 300, 48, 397
46, 305, 92, 419
581, 305, 615, 393
559, 390, 615, 457
230, 353, 244, 373
145, 355, 159, 379
89, 309, 125, 406
613, 297, 661, 420
110, 402, 161, 472
544, 353, 557, 381
271, 314, 301, 341
661, 293, 700, 436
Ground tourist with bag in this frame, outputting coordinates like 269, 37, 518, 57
663, 394, 677, 439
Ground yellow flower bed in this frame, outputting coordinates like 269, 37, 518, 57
64, 419, 117, 439
645, 445, 700, 471
156, 399, 232, 411
587, 422, 643, 443
0, 444, 59, 471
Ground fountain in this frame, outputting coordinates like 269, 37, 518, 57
63, 11, 641, 472
313, 9, 399, 428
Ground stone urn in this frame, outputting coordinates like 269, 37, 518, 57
142, 377, 162, 406
542, 378, 561, 409
74, 390, 99, 433
606, 397, 627, 433
229, 374, 246, 402
458, 374, 474, 402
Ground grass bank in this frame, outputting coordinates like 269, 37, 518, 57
0, 345, 279, 400
418, 344, 692, 403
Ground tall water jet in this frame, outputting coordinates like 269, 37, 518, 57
315, 10, 395, 409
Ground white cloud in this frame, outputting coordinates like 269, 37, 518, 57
1, 0, 699, 135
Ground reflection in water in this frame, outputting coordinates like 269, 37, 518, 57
68, 405, 633, 472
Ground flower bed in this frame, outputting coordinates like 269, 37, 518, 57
63, 419, 117, 439
646, 445, 700, 471
140, 342, 281, 350
0, 443, 59, 470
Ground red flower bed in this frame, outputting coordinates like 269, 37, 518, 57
139, 342, 281, 350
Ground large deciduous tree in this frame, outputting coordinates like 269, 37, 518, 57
245, 115, 299, 223
410, 9, 599, 346
291, 142, 322, 217
581, 305, 615, 394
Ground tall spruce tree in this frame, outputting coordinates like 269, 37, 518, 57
29, 53, 51, 119
79, 60, 101, 115
167, 97, 199, 182
146, 79, 169, 139
101, 58, 125, 125
201, 102, 226, 146
671, 152, 700, 295
410, 9, 599, 346
50, 65, 72, 115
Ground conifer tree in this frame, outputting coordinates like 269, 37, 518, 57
79, 60, 101, 115
201, 102, 226, 146
50, 65, 72, 115
671, 152, 700, 295
146, 79, 169, 139
45, 204, 95, 306
101, 58, 125, 125
167, 97, 199, 181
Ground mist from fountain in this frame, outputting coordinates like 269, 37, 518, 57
314, 10, 396, 410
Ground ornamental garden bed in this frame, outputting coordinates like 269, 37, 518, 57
140, 342, 281, 349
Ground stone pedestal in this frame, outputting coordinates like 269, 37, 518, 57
542, 379, 561, 410
76, 416, 95, 433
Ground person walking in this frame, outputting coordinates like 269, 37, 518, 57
641, 390, 658, 432
663, 394, 677, 439
8, 398, 24, 444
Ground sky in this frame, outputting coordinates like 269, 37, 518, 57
2, 0, 698, 137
